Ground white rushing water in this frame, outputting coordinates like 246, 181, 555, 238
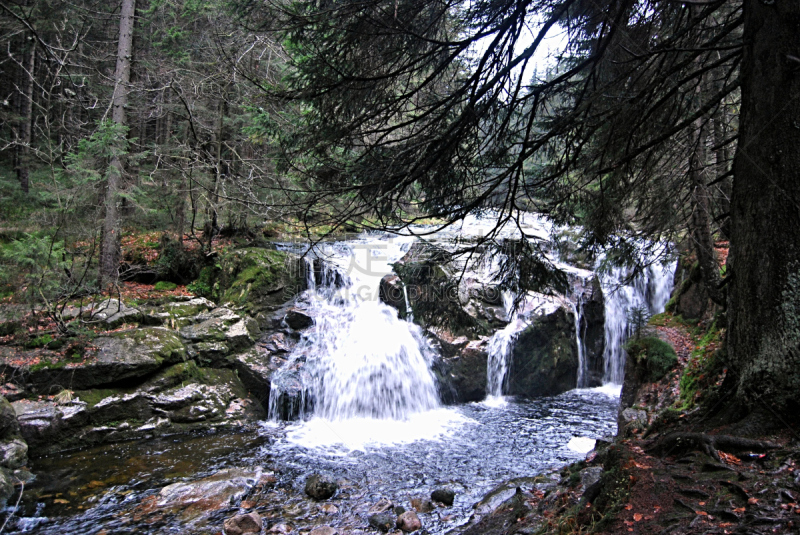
599, 261, 677, 384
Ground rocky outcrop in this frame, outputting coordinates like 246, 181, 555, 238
433, 337, 488, 402
508, 307, 579, 397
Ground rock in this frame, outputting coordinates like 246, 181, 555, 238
435, 339, 488, 403
13, 400, 64, 447
232, 349, 275, 408
305, 473, 338, 500
0, 467, 13, 506
91, 393, 153, 425
319, 503, 339, 514
394, 506, 406, 515
410, 498, 435, 513
431, 488, 456, 506
396, 510, 422, 532
369, 497, 394, 513
0, 438, 28, 469
284, 308, 314, 330
157, 467, 262, 519
88, 299, 142, 328
309, 527, 339, 535
508, 306, 578, 397
180, 308, 259, 352
0, 384, 24, 402
223, 512, 262, 535
579, 467, 604, 489
0, 396, 19, 437
28, 327, 186, 391
141, 297, 215, 328
368, 512, 395, 532
269, 523, 292, 534
217, 248, 304, 315
379, 274, 409, 318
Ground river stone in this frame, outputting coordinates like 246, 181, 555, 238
223, 512, 262, 535
0, 438, 27, 469
369, 497, 394, 513
305, 473, 338, 500
157, 467, 262, 519
309, 527, 339, 535
431, 487, 455, 506
268, 523, 292, 534
396, 510, 422, 532
368, 512, 395, 532
410, 498, 434, 513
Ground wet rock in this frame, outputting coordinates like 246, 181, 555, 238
394, 506, 406, 515
309, 527, 339, 535
508, 306, 578, 397
0, 467, 13, 506
431, 488, 456, 506
91, 393, 152, 425
13, 401, 63, 447
0, 438, 28, 469
0, 384, 24, 402
410, 498, 435, 513
223, 512, 262, 535
396, 510, 422, 532
217, 248, 304, 315
284, 308, 314, 330
305, 473, 338, 500
368, 512, 395, 532
379, 274, 409, 318
157, 467, 262, 519
319, 503, 339, 514
436, 338, 488, 403
369, 497, 394, 513
268, 523, 292, 534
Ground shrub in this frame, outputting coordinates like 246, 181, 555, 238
625, 336, 678, 382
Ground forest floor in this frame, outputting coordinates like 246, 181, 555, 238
516, 316, 800, 535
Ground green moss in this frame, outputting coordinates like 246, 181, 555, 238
154, 281, 178, 291
29, 358, 67, 372
75, 388, 123, 408
25, 333, 53, 349
625, 336, 678, 382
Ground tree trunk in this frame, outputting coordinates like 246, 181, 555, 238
100, 0, 136, 289
15, 41, 35, 194
728, 0, 800, 414
689, 119, 723, 306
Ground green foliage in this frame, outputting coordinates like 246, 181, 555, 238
0, 233, 70, 305
187, 265, 218, 299
627, 305, 650, 340
625, 336, 678, 383
678, 322, 724, 409
154, 281, 178, 291
25, 333, 53, 349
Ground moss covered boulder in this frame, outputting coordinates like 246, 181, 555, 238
507, 307, 578, 397
217, 248, 303, 315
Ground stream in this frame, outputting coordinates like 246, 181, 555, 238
4, 215, 675, 534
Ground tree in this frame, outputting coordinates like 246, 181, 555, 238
261, 0, 798, 417
99, 0, 136, 288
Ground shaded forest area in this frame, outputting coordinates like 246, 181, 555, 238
0, 0, 798, 464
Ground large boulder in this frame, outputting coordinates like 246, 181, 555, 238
305, 473, 338, 500
180, 308, 260, 355
507, 307, 578, 397
217, 248, 304, 316
141, 297, 215, 329
435, 338, 488, 403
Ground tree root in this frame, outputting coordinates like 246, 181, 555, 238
647, 432, 779, 462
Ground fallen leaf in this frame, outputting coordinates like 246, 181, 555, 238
733, 507, 745, 514
53, 499, 69, 504
748, 498, 758, 505
634, 513, 643, 521
696, 511, 708, 516
625, 504, 634, 510
699, 501, 706, 506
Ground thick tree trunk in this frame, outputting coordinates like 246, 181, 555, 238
728, 1, 800, 413
100, 0, 136, 289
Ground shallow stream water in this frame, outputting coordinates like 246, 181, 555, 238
9, 388, 619, 534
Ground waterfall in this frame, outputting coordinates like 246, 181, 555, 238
570, 298, 588, 388
600, 261, 677, 384
485, 320, 519, 397
268, 236, 440, 421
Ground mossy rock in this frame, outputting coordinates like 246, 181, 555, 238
154, 281, 178, 292
217, 248, 303, 315
625, 336, 678, 383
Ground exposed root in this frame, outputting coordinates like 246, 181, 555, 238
647, 432, 779, 461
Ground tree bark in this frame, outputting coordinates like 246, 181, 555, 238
728, 0, 800, 414
99, 0, 136, 289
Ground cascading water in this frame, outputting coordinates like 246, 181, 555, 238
268, 236, 442, 423
600, 261, 677, 384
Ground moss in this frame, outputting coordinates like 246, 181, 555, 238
217, 248, 301, 313
625, 336, 678, 382
154, 281, 178, 292
29, 358, 66, 372
74, 388, 123, 409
